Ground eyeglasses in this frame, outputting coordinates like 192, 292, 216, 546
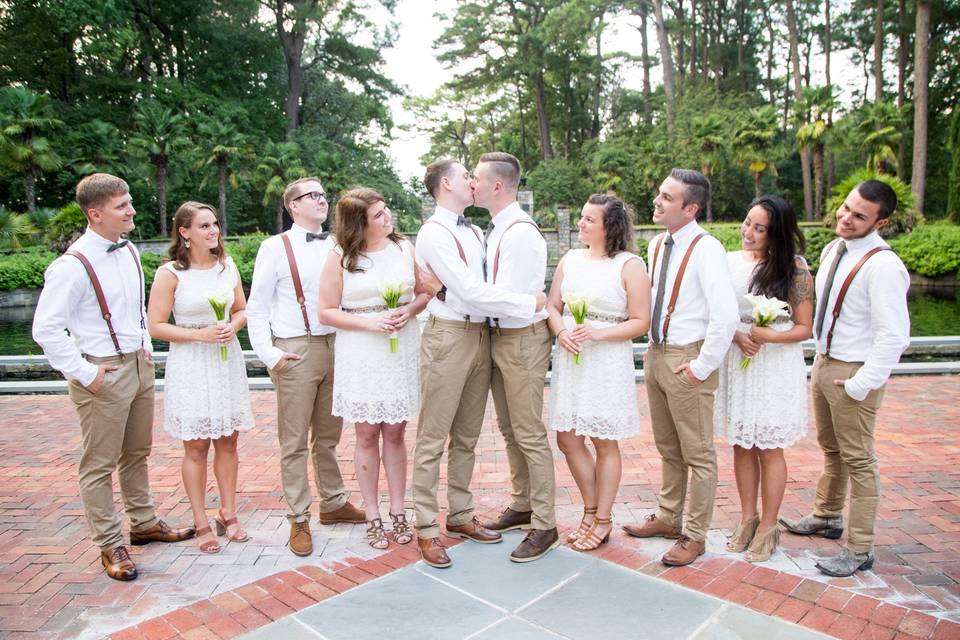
294, 191, 326, 202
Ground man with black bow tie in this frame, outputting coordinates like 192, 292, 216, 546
247, 176, 365, 557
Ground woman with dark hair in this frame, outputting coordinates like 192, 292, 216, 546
318, 187, 431, 549
147, 202, 254, 554
546, 194, 652, 551
714, 195, 813, 562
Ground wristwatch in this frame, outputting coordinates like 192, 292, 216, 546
436, 285, 447, 302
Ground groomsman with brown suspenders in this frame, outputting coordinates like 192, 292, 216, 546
622, 169, 738, 567
247, 177, 365, 557
781, 180, 910, 577
33, 173, 195, 581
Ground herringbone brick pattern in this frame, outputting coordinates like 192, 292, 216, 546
0, 374, 957, 639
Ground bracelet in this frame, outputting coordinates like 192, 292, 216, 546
556, 328, 569, 336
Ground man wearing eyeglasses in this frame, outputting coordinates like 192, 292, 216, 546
247, 177, 365, 557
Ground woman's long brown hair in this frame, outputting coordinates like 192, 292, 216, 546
335, 187, 404, 273
167, 201, 227, 271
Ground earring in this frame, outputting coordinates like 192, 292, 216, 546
184, 238, 191, 249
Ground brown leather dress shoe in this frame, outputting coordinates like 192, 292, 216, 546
101, 545, 138, 581
622, 513, 681, 540
319, 501, 366, 524
662, 535, 706, 566
483, 507, 533, 532
129, 520, 196, 545
289, 520, 313, 557
417, 537, 452, 568
510, 527, 560, 563
446, 517, 503, 544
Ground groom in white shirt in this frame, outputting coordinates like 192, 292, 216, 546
781, 180, 910, 577
622, 168, 738, 567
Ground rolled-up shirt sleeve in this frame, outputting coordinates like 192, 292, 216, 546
689, 240, 738, 381
845, 260, 911, 401
245, 242, 284, 370
32, 259, 99, 387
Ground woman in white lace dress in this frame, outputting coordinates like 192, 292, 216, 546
318, 188, 431, 549
147, 202, 254, 554
547, 195, 651, 551
714, 195, 813, 562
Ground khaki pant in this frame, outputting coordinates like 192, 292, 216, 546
490, 321, 555, 529
67, 350, 158, 550
413, 317, 492, 538
811, 356, 885, 553
644, 343, 719, 541
269, 335, 348, 522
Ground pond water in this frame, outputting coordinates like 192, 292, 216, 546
2, 291, 957, 357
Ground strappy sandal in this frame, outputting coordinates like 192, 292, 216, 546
572, 516, 612, 551
214, 510, 250, 542
726, 514, 760, 553
744, 525, 780, 563
366, 518, 389, 550
566, 507, 598, 543
196, 525, 221, 554
390, 512, 413, 545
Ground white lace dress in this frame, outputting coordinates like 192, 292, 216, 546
714, 251, 809, 449
332, 239, 420, 424
161, 256, 254, 440
549, 249, 642, 440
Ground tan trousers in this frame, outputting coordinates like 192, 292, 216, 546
811, 356, 885, 553
490, 321, 555, 529
413, 317, 492, 538
644, 343, 719, 541
269, 335, 348, 522
67, 350, 158, 550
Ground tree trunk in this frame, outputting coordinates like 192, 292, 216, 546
761, 4, 775, 104
218, 159, 228, 236
825, 0, 835, 193
702, 163, 714, 222
896, 0, 908, 178
157, 159, 168, 237
24, 170, 36, 214
813, 146, 824, 218
873, 0, 885, 102
690, 0, 698, 78
640, 6, 652, 125
533, 69, 554, 159
652, 0, 676, 136
276, 198, 285, 234
785, 0, 814, 219
911, 0, 930, 216
591, 10, 604, 139
274, 1, 309, 133
754, 171, 762, 197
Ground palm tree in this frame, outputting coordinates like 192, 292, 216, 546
255, 141, 306, 233
0, 87, 63, 213
129, 102, 188, 236
795, 86, 838, 219
856, 101, 904, 174
70, 119, 124, 177
733, 106, 780, 197
689, 114, 727, 221
196, 120, 248, 236
912, 0, 931, 215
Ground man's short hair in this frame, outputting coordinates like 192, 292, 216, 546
668, 168, 711, 215
76, 173, 129, 214
282, 176, 322, 213
478, 152, 521, 190
856, 180, 898, 219
423, 158, 459, 198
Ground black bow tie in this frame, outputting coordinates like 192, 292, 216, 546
306, 231, 329, 242
456, 215, 472, 228
106, 239, 129, 253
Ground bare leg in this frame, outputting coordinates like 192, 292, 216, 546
212, 431, 243, 537
557, 430, 598, 513
354, 422, 383, 521
182, 438, 214, 548
732, 445, 761, 523
757, 447, 787, 533
380, 422, 408, 516
591, 437, 621, 540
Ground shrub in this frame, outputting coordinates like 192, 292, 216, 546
526, 159, 592, 208
0, 249, 56, 289
0, 207, 39, 249
226, 234, 267, 287
824, 169, 920, 235
46, 203, 87, 251
888, 223, 960, 277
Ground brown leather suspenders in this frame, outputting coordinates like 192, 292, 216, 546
65, 244, 144, 357
280, 233, 312, 334
421, 219, 482, 265
823, 246, 892, 356
650, 232, 707, 343
491, 219, 541, 283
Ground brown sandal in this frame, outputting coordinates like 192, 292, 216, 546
196, 525, 221, 554
572, 516, 612, 551
744, 525, 780, 563
214, 510, 249, 542
390, 512, 413, 545
566, 507, 598, 543
726, 515, 760, 553
367, 518, 389, 550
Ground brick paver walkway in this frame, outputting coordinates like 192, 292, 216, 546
0, 374, 958, 639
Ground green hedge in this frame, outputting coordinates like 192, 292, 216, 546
0, 249, 57, 290
888, 223, 960, 278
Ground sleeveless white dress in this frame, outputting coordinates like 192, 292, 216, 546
332, 239, 420, 424
549, 249, 642, 440
161, 256, 254, 440
714, 251, 808, 449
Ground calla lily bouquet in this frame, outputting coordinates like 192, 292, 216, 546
740, 293, 790, 369
207, 288, 231, 361
562, 292, 590, 364
378, 279, 405, 353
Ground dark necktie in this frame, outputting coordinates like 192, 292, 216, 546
650, 235, 675, 344
456, 215, 471, 227
106, 239, 129, 253
306, 231, 329, 242
814, 240, 848, 340
482, 220, 496, 279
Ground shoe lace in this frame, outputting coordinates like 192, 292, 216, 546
676, 534, 692, 547
293, 521, 310, 534
113, 546, 131, 562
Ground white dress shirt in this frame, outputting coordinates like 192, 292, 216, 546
32, 228, 150, 387
647, 221, 738, 381
415, 206, 535, 322
484, 202, 548, 328
246, 223, 336, 370
814, 231, 910, 401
